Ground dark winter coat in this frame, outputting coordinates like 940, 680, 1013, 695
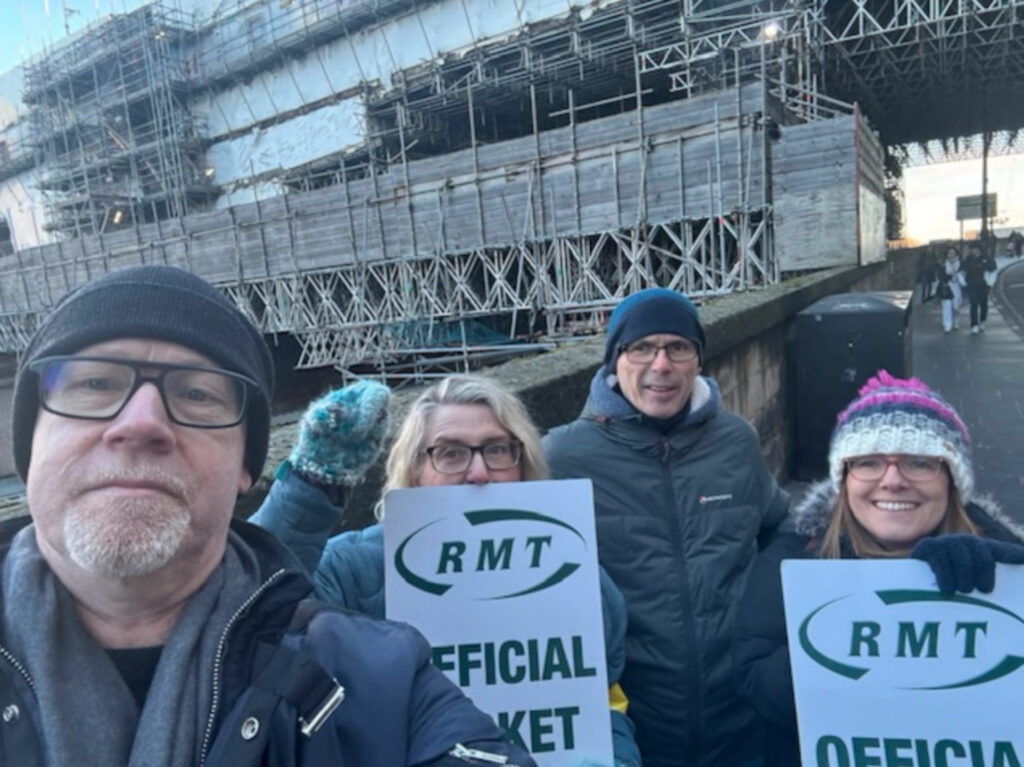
544, 370, 789, 767
0, 516, 534, 767
733, 481, 1024, 767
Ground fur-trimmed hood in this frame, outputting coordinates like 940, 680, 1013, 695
792, 479, 1024, 543
582, 365, 721, 424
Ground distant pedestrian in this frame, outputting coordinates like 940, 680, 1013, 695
963, 244, 997, 333
936, 269, 955, 333
1010, 230, 1024, 258
916, 249, 936, 302
941, 246, 964, 331
980, 228, 997, 259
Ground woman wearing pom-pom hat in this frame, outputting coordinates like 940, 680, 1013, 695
733, 371, 1024, 767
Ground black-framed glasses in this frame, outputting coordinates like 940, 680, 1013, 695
424, 440, 523, 474
621, 339, 698, 364
29, 355, 257, 429
845, 454, 944, 483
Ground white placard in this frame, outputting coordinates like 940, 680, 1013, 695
383, 479, 612, 766
783, 560, 1024, 767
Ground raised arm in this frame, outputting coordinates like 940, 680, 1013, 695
249, 381, 390, 573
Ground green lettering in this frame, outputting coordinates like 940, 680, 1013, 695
994, 740, 1023, 767
542, 638, 571, 680
971, 741, 985, 767
497, 710, 526, 750
499, 640, 526, 684
897, 622, 940, 658
955, 622, 988, 659
915, 739, 932, 767
527, 638, 540, 681
476, 538, 514, 571
553, 706, 579, 750
572, 635, 597, 677
850, 622, 881, 657
484, 641, 496, 684
883, 739, 914, 767
852, 736, 881, 767
437, 541, 465, 574
431, 645, 455, 675
935, 738, 966, 767
524, 536, 552, 567
816, 735, 850, 767
457, 643, 482, 686
530, 709, 556, 753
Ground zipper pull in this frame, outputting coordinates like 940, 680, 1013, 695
448, 743, 510, 764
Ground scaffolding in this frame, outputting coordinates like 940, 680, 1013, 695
0, 0, 1021, 379
22, 2, 214, 237
636, 0, 1024, 146
0, 79, 778, 376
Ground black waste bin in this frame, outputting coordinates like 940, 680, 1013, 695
791, 291, 913, 481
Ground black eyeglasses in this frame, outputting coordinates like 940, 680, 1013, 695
621, 339, 699, 364
424, 440, 523, 474
29, 355, 256, 429
845, 454, 944, 483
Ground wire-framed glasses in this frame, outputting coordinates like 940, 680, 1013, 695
845, 454, 944, 483
621, 339, 698, 364
29, 355, 256, 428
424, 440, 523, 474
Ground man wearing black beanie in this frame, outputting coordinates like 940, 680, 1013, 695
3, 265, 534, 767
545, 287, 788, 767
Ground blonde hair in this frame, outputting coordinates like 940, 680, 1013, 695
383, 374, 548, 499
817, 465, 979, 559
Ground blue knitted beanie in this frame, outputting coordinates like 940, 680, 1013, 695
604, 288, 705, 368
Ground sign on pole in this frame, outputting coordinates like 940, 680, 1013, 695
383, 479, 613, 766
783, 560, 1024, 767
956, 194, 998, 221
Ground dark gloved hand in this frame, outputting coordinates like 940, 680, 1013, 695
911, 534, 1024, 594
289, 380, 390, 487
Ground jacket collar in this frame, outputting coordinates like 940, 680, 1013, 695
581, 364, 721, 429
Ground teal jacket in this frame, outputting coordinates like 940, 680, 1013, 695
250, 468, 641, 767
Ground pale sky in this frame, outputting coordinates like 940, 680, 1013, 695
903, 154, 1024, 243
1, 0, 148, 74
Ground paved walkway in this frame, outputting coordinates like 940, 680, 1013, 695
910, 256, 1024, 524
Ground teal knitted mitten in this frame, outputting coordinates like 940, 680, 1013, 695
289, 380, 390, 486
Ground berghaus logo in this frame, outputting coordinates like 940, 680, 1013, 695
394, 509, 586, 599
798, 590, 1024, 689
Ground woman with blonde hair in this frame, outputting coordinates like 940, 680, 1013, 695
733, 370, 1024, 767
251, 373, 640, 766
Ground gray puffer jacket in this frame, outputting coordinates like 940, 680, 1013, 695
544, 369, 789, 767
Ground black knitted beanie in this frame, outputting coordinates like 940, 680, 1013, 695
12, 265, 275, 483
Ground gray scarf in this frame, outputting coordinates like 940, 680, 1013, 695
2, 526, 265, 766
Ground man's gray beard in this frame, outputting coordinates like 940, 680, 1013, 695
63, 493, 191, 578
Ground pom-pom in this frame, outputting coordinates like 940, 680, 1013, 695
857, 369, 931, 397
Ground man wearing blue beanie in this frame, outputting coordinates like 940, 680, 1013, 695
545, 287, 788, 767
